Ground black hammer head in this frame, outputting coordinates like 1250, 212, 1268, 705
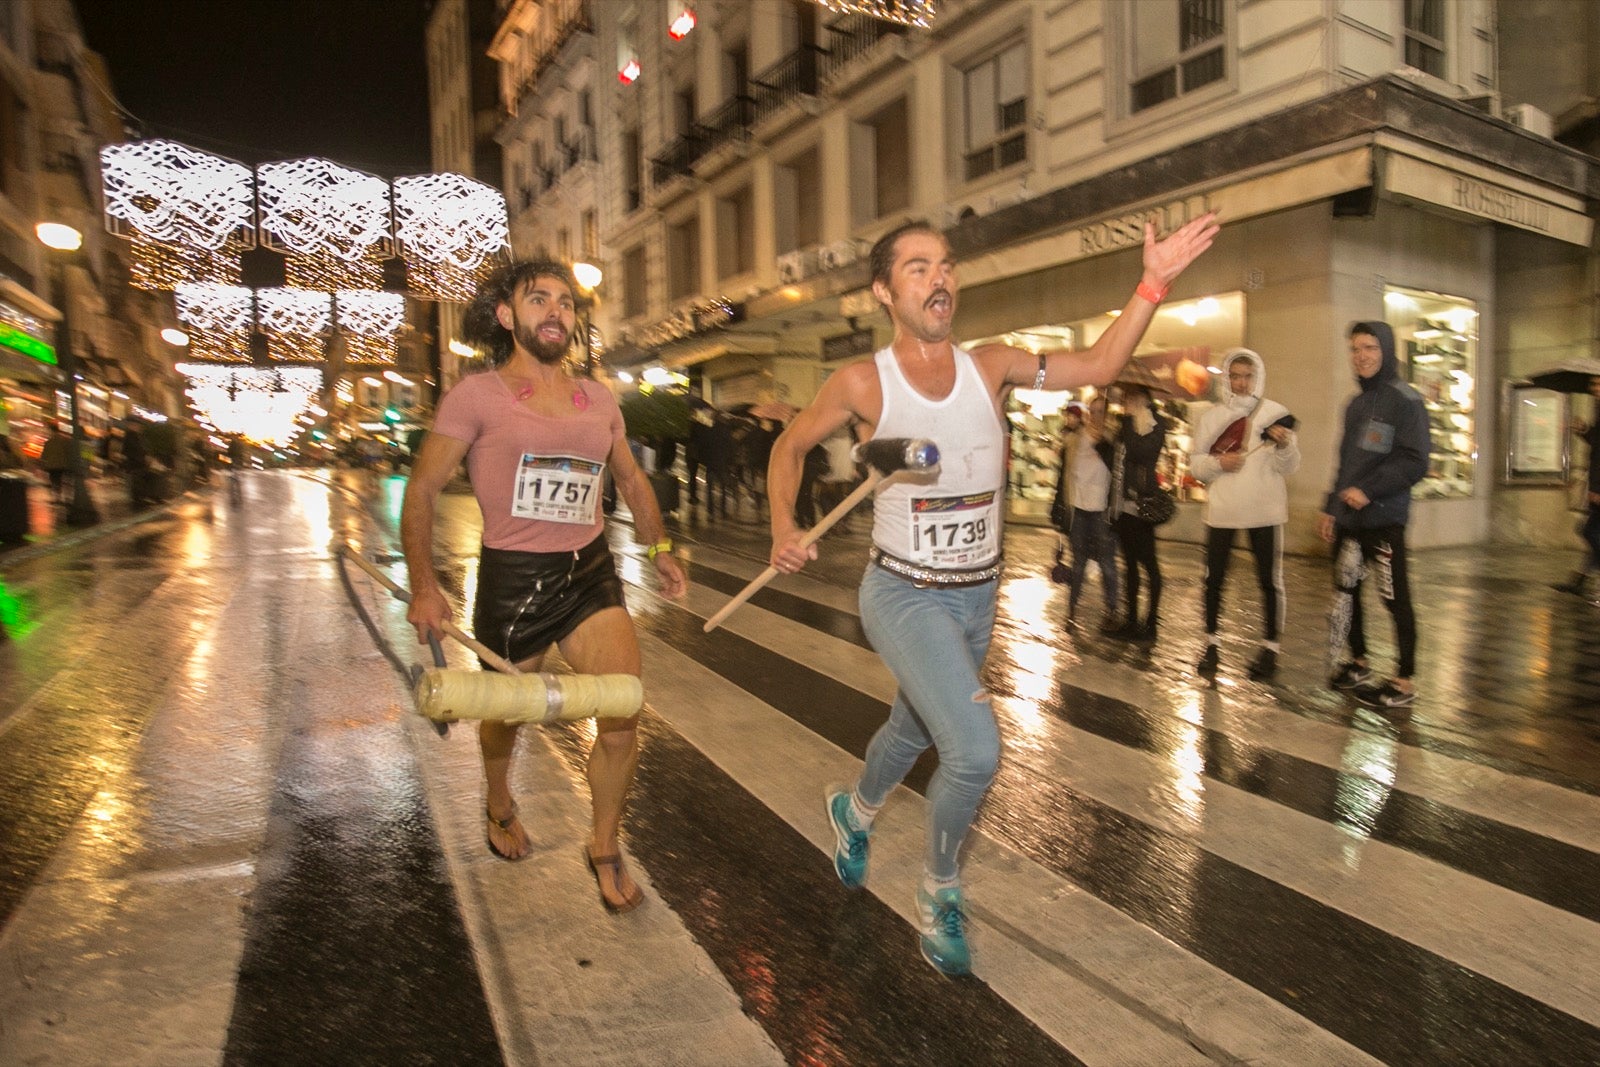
852, 437, 940, 474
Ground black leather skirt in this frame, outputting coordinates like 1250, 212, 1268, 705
472, 535, 627, 668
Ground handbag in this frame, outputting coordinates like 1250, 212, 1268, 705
1136, 488, 1177, 525
1050, 537, 1070, 584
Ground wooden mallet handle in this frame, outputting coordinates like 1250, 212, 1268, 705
701, 471, 883, 633
341, 545, 523, 675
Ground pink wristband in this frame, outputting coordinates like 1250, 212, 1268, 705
1135, 280, 1168, 304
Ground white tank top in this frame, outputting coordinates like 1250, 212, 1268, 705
870, 345, 1007, 569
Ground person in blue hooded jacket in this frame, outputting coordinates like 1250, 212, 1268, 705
1318, 321, 1430, 708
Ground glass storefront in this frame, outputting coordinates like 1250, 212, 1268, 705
1384, 286, 1477, 498
966, 292, 1246, 522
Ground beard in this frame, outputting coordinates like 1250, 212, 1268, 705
512, 316, 571, 365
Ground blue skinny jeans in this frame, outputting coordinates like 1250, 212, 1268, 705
856, 563, 1001, 881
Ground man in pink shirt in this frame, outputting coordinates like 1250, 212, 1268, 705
402, 260, 687, 913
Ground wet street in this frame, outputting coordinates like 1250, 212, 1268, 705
2, 469, 1598, 1066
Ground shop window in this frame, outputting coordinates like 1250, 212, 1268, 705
1129, 0, 1226, 114
1386, 286, 1476, 498
1403, 0, 1446, 79
961, 40, 1027, 182
964, 292, 1247, 522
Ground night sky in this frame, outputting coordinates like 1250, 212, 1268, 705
75, 0, 434, 179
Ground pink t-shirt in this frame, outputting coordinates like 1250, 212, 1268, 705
431, 370, 625, 553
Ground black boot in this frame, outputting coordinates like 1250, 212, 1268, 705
1248, 647, 1279, 680
1197, 644, 1219, 679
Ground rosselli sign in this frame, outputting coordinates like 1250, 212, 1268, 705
1383, 152, 1592, 246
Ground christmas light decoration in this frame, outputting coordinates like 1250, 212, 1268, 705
178, 363, 323, 446
128, 230, 243, 291
258, 158, 392, 291
808, 0, 938, 28
101, 140, 255, 248
393, 174, 508, 302
256, 287, 333, 363
174, 281, 254, 362
336, 289, 406, 365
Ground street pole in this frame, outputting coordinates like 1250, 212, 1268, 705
37, 223, 100, 526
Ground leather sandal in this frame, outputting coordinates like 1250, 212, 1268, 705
486, 803, 528, 861
584, 847, 644, 913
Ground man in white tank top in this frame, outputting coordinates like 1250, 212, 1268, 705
765, 213, 1218, 976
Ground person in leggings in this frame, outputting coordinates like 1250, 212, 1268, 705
1110, 383, 1166, 644
1190, 349, 1300, 680
766, 214, 1218, 976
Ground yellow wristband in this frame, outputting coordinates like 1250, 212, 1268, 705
646, 539, 674, 561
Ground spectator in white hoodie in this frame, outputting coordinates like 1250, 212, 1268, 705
1189, 349, 1300, 680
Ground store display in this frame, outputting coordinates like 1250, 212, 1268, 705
1388, 288, 1477, 499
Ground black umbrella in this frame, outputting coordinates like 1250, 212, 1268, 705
1524, 358, 1600, 393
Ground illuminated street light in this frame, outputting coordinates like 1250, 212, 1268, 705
35, 222, 83, 251
161, 327, 190, 346
573, 261, 603, 291
34, 220, 99, 525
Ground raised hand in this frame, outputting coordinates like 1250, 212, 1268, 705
1142, 212, 1220, 290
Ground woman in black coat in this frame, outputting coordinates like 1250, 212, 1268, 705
1110, 384, 1166, 643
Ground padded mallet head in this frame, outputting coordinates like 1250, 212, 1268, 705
415, 669, 644, 725
852, 437, 940, 474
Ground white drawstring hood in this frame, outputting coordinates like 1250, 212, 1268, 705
1190, 348, 1301, 529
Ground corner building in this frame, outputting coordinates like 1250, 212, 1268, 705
489, 0, 1600, 551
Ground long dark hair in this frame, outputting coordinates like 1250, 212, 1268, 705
460, 259, 581, 367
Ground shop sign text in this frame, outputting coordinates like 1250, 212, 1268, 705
1078, 195, 1215, 255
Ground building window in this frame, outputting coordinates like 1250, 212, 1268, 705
668, 217, 700, 302
1403, 0, 1446, 79
1386, 286, 1477, 498
623, 244, 648, 319
716, 184, 755, 281
582, 210, 598, 258
774, 147, 821, 254
557, 227, 570, 262
622, 126, 643, 212
1130, 0, 1226, 114
851, 97, 910, 226
962, 40, 1027, 182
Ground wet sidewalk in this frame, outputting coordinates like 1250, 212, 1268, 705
0, 473, 176, 566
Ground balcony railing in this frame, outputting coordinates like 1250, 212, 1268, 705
648, 96, 754, 184
751, 45, 825, 125
823, 13, 908, 75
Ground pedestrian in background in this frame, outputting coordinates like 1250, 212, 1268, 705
1321, 321, 1430, 708
1051, 398, 1120, 630
39, 423, 72, 504
1190, 349, 1300, 680
401, 259, 687, 910
1552, 373, 1600, 603
1109, 382, 1167, 644
767, 211, 1217, 976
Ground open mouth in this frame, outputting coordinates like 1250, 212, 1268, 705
926, 291, 952, 312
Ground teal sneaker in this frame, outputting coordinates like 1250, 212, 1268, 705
825, 788, 869, 888
915, 885, 971, 976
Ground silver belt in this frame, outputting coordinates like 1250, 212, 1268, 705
870, 546, 1001, 587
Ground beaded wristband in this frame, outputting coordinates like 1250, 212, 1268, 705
646, 539, 674, 561
1135, 280, 1168, 304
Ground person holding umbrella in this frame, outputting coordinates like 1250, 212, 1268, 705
1552, 373, 1600, 601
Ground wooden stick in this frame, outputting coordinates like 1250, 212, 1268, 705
341, 545, 523, 675
702, 469, 884, 633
